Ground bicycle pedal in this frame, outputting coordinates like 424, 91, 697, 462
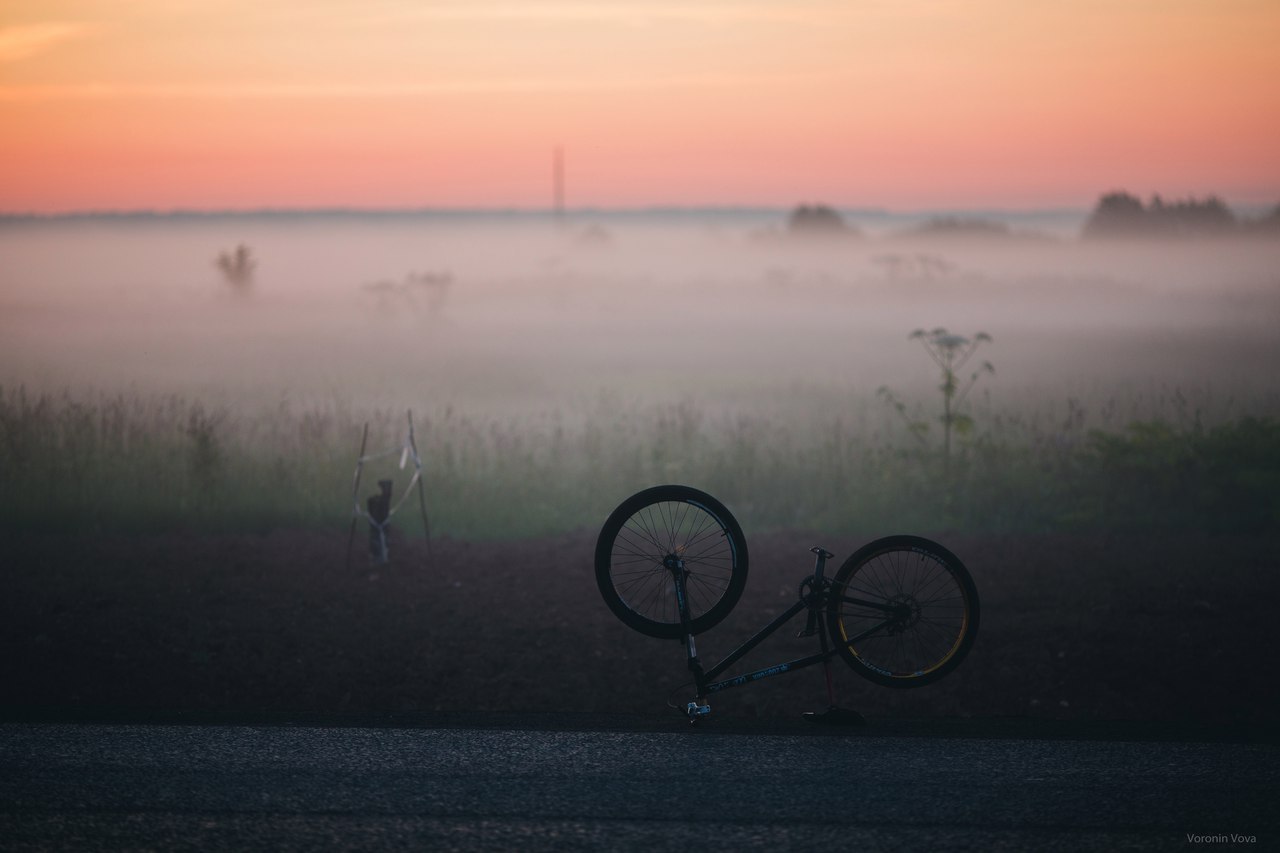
686, 701, 711, 719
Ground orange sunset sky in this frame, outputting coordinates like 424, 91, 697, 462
2, 0, 1278, 213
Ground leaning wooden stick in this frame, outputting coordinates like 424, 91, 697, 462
416, 475, 433, 567
345, 422, 369, 571
407, 411, 434, 567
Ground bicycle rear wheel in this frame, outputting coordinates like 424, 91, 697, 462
595, 485, 748, 639
826, 535, 978, 688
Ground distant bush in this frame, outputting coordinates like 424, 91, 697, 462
869, 253, 955, 281
361, 271, 452, 317
897, 217, 1020, 240
215, 244, 256, 293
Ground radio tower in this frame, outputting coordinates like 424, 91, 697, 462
553, 146, 565, 222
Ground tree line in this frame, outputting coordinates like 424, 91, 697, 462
1082, 192, 1280, 239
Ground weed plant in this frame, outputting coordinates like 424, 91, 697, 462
1, 384, 1277, 539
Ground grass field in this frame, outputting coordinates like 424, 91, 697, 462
2, 382, 1278, 539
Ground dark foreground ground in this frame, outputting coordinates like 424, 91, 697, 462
4, 720, 1278, 852
2, 527, 1277, 729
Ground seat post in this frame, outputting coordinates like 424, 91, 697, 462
798, 547, 836, 638
809, 546, 834, 580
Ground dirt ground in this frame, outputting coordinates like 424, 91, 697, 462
3, 526, 1277, 727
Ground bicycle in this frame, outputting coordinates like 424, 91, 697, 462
595, 485, 980, 723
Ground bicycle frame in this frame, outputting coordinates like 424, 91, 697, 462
671, 546, 906, 719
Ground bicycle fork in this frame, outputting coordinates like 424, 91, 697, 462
666, 555, 711, 721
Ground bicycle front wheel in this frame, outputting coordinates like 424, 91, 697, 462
595, 485, 749, 639
826, 535, 979, 688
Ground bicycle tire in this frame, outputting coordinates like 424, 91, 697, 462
826, 535, 979, 688
595, 485, 749, 639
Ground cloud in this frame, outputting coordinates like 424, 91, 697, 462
0, 23, 94, 62
0, 69, 832, 101
355, 1, 846, 26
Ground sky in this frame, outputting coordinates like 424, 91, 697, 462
2, 0, 1278, 213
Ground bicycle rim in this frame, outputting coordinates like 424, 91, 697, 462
595, 486, 748, 639
828, 536, 978, 687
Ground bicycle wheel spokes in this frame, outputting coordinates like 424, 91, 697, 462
612, 500, 733, 623
827, 536, 979, 687
595, 485, 749, 639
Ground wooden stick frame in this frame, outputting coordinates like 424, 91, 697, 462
345, 411, 433, 569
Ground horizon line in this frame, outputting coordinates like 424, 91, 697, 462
0, 203, 1100, 221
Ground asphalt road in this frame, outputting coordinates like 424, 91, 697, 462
1, 717, 1276, 851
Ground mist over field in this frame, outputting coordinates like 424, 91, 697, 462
4, 211, 1278, 400
2, 210, 1278, 536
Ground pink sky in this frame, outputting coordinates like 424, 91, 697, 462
3, 1, 1278, 212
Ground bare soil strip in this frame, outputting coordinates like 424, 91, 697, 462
3, 528, 1276, 726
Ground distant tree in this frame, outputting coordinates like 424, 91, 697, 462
1152, 195, 1236, 234
1193, 196, 1237, 230
1083, 191, 1241, 239
1082, 191, 1150, 239
787, 203, 854, 237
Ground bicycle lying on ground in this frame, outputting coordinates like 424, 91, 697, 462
595, 485, 980, 723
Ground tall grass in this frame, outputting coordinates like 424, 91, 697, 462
1, 384, 1277, 538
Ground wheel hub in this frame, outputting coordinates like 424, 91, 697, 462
885, 593, 921, 634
